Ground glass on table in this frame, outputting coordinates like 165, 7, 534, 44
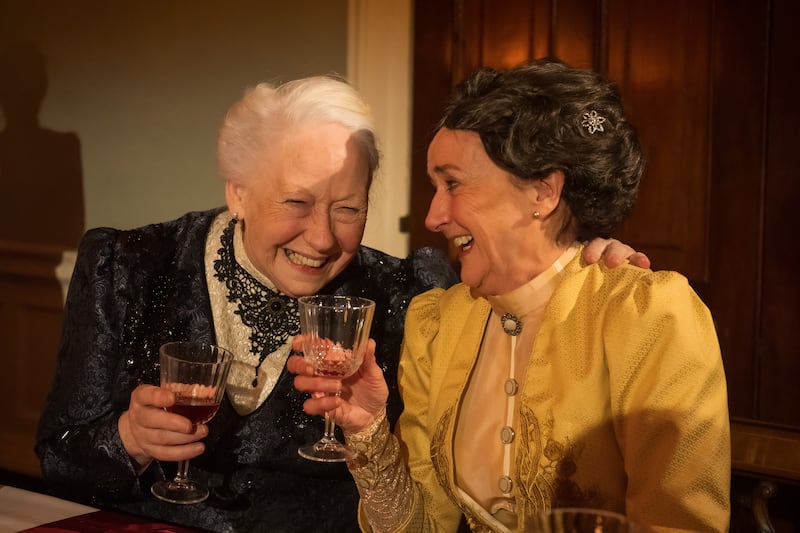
296, 294, 375, 462
150, 341, 233, 505
528, 508, 640, 532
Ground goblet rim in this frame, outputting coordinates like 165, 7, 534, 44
542, 507, 628, 519
159, 341, 234, 365
532, 506, 636, 531
297, 294, 376, 311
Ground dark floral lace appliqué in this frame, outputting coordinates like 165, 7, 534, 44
213, 217, 299, 386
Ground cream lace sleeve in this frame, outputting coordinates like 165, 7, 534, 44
346, 408, 417, 533
347, 287, 464, 533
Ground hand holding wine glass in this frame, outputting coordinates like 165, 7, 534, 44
288, 334, 388, 435
296, 295, 375, 462
150, 341, 233, 504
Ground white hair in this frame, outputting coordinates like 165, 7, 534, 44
216, 75, 379, 186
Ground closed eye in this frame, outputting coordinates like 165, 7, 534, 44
333, 205, 366, 223
283, 199, 313, 217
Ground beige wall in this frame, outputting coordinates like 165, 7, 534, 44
347, 0, 412, 257
1, 0, 413, 257
1, 1, 349, 233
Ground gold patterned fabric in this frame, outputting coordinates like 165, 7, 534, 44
353, 246, 730, 532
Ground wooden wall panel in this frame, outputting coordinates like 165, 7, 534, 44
410, 1, 456, 252
466, 0, 535, 70
550, 0, 598, 68
759, 0, 800, 425
608, 0, 713, 282
707, 0, 768, 421
459, 0, 599, 74
0, 243, 65, 477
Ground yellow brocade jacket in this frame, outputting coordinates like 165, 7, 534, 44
390, 254, 730, 532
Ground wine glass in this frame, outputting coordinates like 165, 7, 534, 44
297, 294, 375, 462
528, 507, 640, 532
150, 341, 233, 504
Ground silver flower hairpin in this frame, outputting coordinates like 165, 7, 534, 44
581, 110, 606, 134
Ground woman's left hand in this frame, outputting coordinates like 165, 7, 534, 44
287, 336, 389, 435
584, 237, 651, 269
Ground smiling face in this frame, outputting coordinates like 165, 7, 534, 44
226, 122, 369, 298
425, 128, 566, 296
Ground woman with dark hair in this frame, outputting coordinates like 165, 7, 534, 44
290, 59, 730, 532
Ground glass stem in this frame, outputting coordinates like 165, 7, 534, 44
322, 391, 340, 441
323, 410, 337, 440
174, 459, 190, 483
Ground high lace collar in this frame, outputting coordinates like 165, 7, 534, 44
486, 244, 580, 325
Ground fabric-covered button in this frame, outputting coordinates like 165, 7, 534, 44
500, 426, 515, 444
504, 378, 519, 396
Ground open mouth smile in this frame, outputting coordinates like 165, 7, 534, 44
286, 250, 326, 268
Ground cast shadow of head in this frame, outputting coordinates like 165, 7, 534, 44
0, 40, 84, 249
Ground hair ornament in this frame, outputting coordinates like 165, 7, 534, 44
581, 110, 606, 134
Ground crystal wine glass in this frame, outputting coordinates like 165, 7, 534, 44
527, 507, 640, 532
150, 341, 233, 504
297, 295, 375, 462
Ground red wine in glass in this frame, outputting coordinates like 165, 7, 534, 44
168, 396, 220, 425
150, 342, 233, 505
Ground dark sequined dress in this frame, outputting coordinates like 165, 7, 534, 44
35, 208, 457, 533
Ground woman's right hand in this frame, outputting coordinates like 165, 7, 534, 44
287, 336, 389, 435
118, 384, 208, 472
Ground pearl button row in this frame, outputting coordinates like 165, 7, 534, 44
499, 377, 520, 493
499, 312, 522, 495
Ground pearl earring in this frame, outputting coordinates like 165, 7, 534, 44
533, 211, 541, 219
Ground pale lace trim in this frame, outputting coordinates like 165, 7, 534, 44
345, 406, 388, 442
204, 211, 292, 415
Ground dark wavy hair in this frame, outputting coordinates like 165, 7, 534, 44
437, 58, 644, 241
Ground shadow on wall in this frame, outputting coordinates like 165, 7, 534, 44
0, 40, 84, 249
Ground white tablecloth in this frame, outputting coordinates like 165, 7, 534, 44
0, 485, 96, 533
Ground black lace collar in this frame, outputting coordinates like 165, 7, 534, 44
213, 217, 300, 386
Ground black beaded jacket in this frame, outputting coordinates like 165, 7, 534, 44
35, 208, 457, 533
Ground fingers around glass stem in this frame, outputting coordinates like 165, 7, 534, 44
298, 392, 357, 462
